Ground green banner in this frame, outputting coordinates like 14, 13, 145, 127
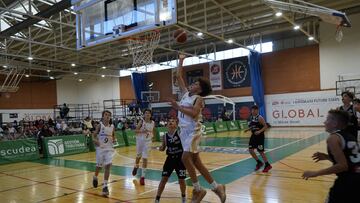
0, 139, 40, 165
237, 120, 248, 130
226, 121, 240, 131
43, 135, 88, 158
156, 127, 168, 142
125, 129, 136, 146
214, 121, 228, 132
114, 131, 126, 148
203, 122, 216, 134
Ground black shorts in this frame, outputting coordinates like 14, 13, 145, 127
327, 174, 360, 203
248, 133, 265, 152
162, 155, 186, 179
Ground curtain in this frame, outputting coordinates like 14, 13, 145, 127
249, 51, 266, 119
131, 72, 148, 108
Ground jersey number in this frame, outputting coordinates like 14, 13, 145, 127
103, 137, 108, 144
180, 112, 185, 118
347, 141, 360, 163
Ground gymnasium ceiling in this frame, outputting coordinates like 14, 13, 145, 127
0, 0, 360, 80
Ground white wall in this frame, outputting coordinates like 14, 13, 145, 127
320, 13, 360, 89
56, 77, 120, 107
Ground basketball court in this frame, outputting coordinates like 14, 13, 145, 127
1, 0, 360, 203
0, 127, 333, 203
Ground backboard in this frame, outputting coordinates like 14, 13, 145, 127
336, 79, 360, 97
72, 0, 177, 49
141, 90, 160, 103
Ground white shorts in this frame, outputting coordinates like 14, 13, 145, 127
96, 147, 114, 167
136, 136, 152, 159
179, 126, 202, 153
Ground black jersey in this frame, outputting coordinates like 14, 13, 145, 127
165, 130, 183, 156
328, 129, 360, 176
339, 105, 358, 137
248, 115, 265, 135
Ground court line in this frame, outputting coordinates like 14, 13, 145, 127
210, 135, 312, 172
0, 170, 130, 202
136, 133, 327, 196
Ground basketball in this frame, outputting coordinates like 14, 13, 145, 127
173, 29, 187, 43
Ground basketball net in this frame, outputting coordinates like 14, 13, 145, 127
127, 30, 160, 69
335, 25, 343, 42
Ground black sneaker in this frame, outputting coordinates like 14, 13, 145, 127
102, 186, 109, 196
92, 176, 98, 188
132, 167, 138, 176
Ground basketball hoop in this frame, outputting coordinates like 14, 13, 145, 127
127, 30, 160, 68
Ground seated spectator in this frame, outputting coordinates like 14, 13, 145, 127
39, 125, 53, 137
83, 117, 93, 130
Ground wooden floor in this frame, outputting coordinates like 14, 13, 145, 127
0, 127, 335, 203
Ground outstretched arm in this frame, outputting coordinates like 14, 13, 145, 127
176, 54, 187, 93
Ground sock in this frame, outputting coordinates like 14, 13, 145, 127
103, 180, 108, 187
193, 181, 201, 191
182, 194, 186, 198
256, 159, 262, 164
265, 162, 270, 166
156, 195, 160, 200
210, 181, 218, 190
135, 164, 139, 168
93, 175, 97, 179
141, 168, 146, 177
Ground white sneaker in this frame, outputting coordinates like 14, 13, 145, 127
212, 184, 226, 203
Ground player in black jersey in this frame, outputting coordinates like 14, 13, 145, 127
337, 91, 358, 138
155, 118, 186, 203
302, 109, 360, 203
246, 105, 272, 172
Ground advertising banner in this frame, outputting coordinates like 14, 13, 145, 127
43, 135, 88, 157
266, 90, 342, 126
0, 139, 39, 165
209, 61, 222, 90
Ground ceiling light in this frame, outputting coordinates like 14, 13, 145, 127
78, 79, 83, 82
49, 76, 54, 79
25, 74, 30, 78
308, 36, 314, 41
275, 12, 283, 17
226, 39, 233, 44
74, 72, 78, 75
3, 65, 7, 68
71, 63, 76, 67
197, 32, 203, 37
101, 75, 105, 78
47, 69, 51, 73
102, 66, 106, 69
28, 56, 33, 60
293, 25, 300, 30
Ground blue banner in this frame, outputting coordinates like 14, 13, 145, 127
223, 56, 251, 89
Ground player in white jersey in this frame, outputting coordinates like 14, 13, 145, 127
170, 54, 226, 203
132, 109, 155, 185
92, 110, 115, 196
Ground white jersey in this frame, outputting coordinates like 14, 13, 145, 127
138, 120, 155, 141
178, 91, 203, 128
97, 122, 114, 149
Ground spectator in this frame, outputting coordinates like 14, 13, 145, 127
60, 103, 70, 119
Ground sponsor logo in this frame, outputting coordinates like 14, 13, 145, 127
0, 146, 37, 157
48, 139, 65, 155
224, 61, 247, 86
210, 64, 221, 74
